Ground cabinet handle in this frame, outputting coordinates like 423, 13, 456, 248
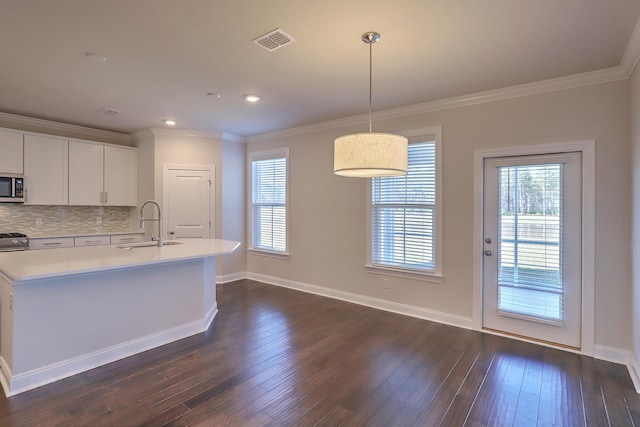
85, 240, 102, 244
43, 242, 62, 246
24, 188, 28, 203
119, 237, 134, 242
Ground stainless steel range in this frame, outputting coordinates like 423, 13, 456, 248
0, 233, 29, 252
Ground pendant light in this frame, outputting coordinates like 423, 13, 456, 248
334, 32, 408, 178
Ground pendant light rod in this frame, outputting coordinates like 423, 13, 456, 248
333, 31, 408, 178
362, 32, 380, 133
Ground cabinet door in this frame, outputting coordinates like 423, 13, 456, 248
24, 135, 68, 205
104, 146, 137, 206
74, 235, 110, 247
29, 237, 74, 250
69, 141, 104, 206
110, 233, 145, 244
0, 129, 24, 174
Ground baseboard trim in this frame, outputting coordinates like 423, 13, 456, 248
216, 272, 247, 284
629, 353, 640, 393
0, 305, 218, 397
245, 272, 473, 330
594, 344, 630, 365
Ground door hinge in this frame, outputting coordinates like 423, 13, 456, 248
208, 179, 212, 186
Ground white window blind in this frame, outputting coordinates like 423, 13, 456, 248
251, 154, 287, 253
371, 141, 437, 272
497, 163, 563, 322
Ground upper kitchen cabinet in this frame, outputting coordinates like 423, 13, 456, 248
69, 142, 137, 206
104, 145, 137, 206
0, 129, 24, 174
23, 135, 69, 205
68, 141, 104, 205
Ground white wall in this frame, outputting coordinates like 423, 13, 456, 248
133, 130, 246, 278
220, 140, 246, 278
246, 80, 632, 351
631, 67, 640, 387
152, 134, 223, 222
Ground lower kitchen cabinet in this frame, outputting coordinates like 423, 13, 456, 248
30, 233, 144, 250
74, 235, 110, 247
110, 233, 144, 244
29, 237, 74, 250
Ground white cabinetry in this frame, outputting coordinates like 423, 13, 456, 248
68, 141, 103, 205
74, 235, 110, 247
104, 146, 137, 206
23, 135, 68, 205
30, 233, 145, 249
110, 233, 144, 244
0, 129, 23, 174
29, 237, 74, 250
68, 142, 137, 206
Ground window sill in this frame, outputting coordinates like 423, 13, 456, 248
248, 248, 290, 260
366, 264, 443, 284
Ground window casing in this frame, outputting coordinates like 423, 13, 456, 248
249, 149, 289, 255
368, 128, 442, 281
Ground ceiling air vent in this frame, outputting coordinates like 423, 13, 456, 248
253, 28, 295, 51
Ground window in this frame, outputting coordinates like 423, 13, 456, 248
369, 129, 442, 280
249, 149, 288, 255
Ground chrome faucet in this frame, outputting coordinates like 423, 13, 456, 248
139, 200, 163, 247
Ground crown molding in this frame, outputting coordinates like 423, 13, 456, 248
0, 112, 130, 144
622, 15, 640, 76
134, 127, 244, 142
129, 128, 155, 142
246, 65, 629, 143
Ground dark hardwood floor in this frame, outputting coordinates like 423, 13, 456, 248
0, 279, 638, 426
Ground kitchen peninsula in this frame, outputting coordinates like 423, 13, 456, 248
0, 239, 240, 396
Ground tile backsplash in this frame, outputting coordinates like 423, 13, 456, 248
0, 204, 134, 235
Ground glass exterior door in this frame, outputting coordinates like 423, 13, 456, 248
483, 153, 582, 348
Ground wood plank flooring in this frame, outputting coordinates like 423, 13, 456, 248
0, 279, 638, 426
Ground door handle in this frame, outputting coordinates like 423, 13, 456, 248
484, 250, 492, 256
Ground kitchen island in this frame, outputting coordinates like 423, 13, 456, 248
0, 239, 240, 396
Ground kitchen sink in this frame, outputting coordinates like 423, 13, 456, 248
117, 241, 183, 250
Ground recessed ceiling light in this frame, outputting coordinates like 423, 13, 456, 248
103, 108, 119, 115
163, 119, 176, 126
85, 52, 107, 62
207, 92, 222, 98
244, 95, 260, 103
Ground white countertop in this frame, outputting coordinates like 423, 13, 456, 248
0, 239, 240, 283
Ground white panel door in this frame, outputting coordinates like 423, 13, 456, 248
166, 168, 212, 239
483, 152, 582, 348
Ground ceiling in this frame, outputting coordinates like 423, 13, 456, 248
1, 0, 639, 138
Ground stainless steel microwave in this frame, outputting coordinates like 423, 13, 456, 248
0, 174, 24, 202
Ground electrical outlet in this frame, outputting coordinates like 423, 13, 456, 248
36, 217, 43, 226
382, 278, 390, 289
96, 217, 103, 224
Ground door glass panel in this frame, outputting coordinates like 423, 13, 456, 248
497, 164, 563, 322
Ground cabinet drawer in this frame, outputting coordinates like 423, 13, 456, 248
110, 234, 144, 245
74, 235, 110, 247
30, 237, 74, 250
